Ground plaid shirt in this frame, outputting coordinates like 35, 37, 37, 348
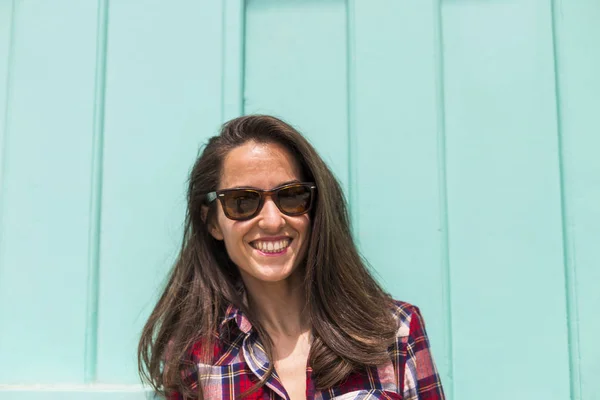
168, 301, 445, 400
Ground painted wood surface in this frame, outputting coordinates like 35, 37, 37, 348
0, 1, 598, 399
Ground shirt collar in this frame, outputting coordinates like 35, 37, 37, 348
219, 302, 254, 335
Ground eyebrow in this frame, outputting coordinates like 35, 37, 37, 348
225, 180, 302, 191
274, 179, 301, 188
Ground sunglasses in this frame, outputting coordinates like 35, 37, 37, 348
205, 182, 317, 221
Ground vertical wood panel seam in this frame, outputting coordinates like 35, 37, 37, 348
240, 0, 246, 116
220, 0, 226, 123
221, 0, 245, 122
84, 0, 109, 383
550, 1, 581, 399
433, 0, 454, 398
345, 0, 358, 240
0, 0, 17, 287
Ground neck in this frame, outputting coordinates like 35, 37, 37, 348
241, 271, 310, 337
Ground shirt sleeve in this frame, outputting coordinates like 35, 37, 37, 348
402, 306, 446, 400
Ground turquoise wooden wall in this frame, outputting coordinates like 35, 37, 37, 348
0, 0, 598, 399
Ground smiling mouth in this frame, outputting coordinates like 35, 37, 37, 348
250, 238, 292, 254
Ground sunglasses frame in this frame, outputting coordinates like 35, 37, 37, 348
205, 182, 317, 221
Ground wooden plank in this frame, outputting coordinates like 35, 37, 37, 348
96, 0, 224, 383
0, 0, 98, 383
244, 0, 349, 190
441, 1, 571, 398
552, 1, 600, 398
351, 0, 452, 394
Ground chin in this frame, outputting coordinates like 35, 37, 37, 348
256, 270, 294, 283
244, 265, 298, 284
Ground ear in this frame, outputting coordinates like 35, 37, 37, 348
201, 205, 224, 241
209, 224, 224, 241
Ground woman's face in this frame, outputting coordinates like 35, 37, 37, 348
209, 141, 311, 286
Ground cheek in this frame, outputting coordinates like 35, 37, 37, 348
217, 217, 250, 251
219, 226, 244, 263
295, 216, 312, 242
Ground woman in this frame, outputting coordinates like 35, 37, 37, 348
138, 115, 445, 399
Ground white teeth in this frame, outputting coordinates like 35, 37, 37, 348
252, 239, 290, 253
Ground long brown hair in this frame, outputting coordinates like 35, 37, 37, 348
138, 115, 397, 398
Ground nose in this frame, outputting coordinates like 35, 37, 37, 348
257, 196, 285, 232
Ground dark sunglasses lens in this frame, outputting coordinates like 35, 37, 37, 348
222, 190, 261, 219
278, 185, 312, 214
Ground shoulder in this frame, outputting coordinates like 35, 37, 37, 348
387, 301, 446, 398
388, 300, 427, 339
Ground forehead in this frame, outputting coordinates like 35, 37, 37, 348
219, 141, 303, 189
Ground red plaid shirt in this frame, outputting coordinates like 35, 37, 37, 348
168, 301, 445, 399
